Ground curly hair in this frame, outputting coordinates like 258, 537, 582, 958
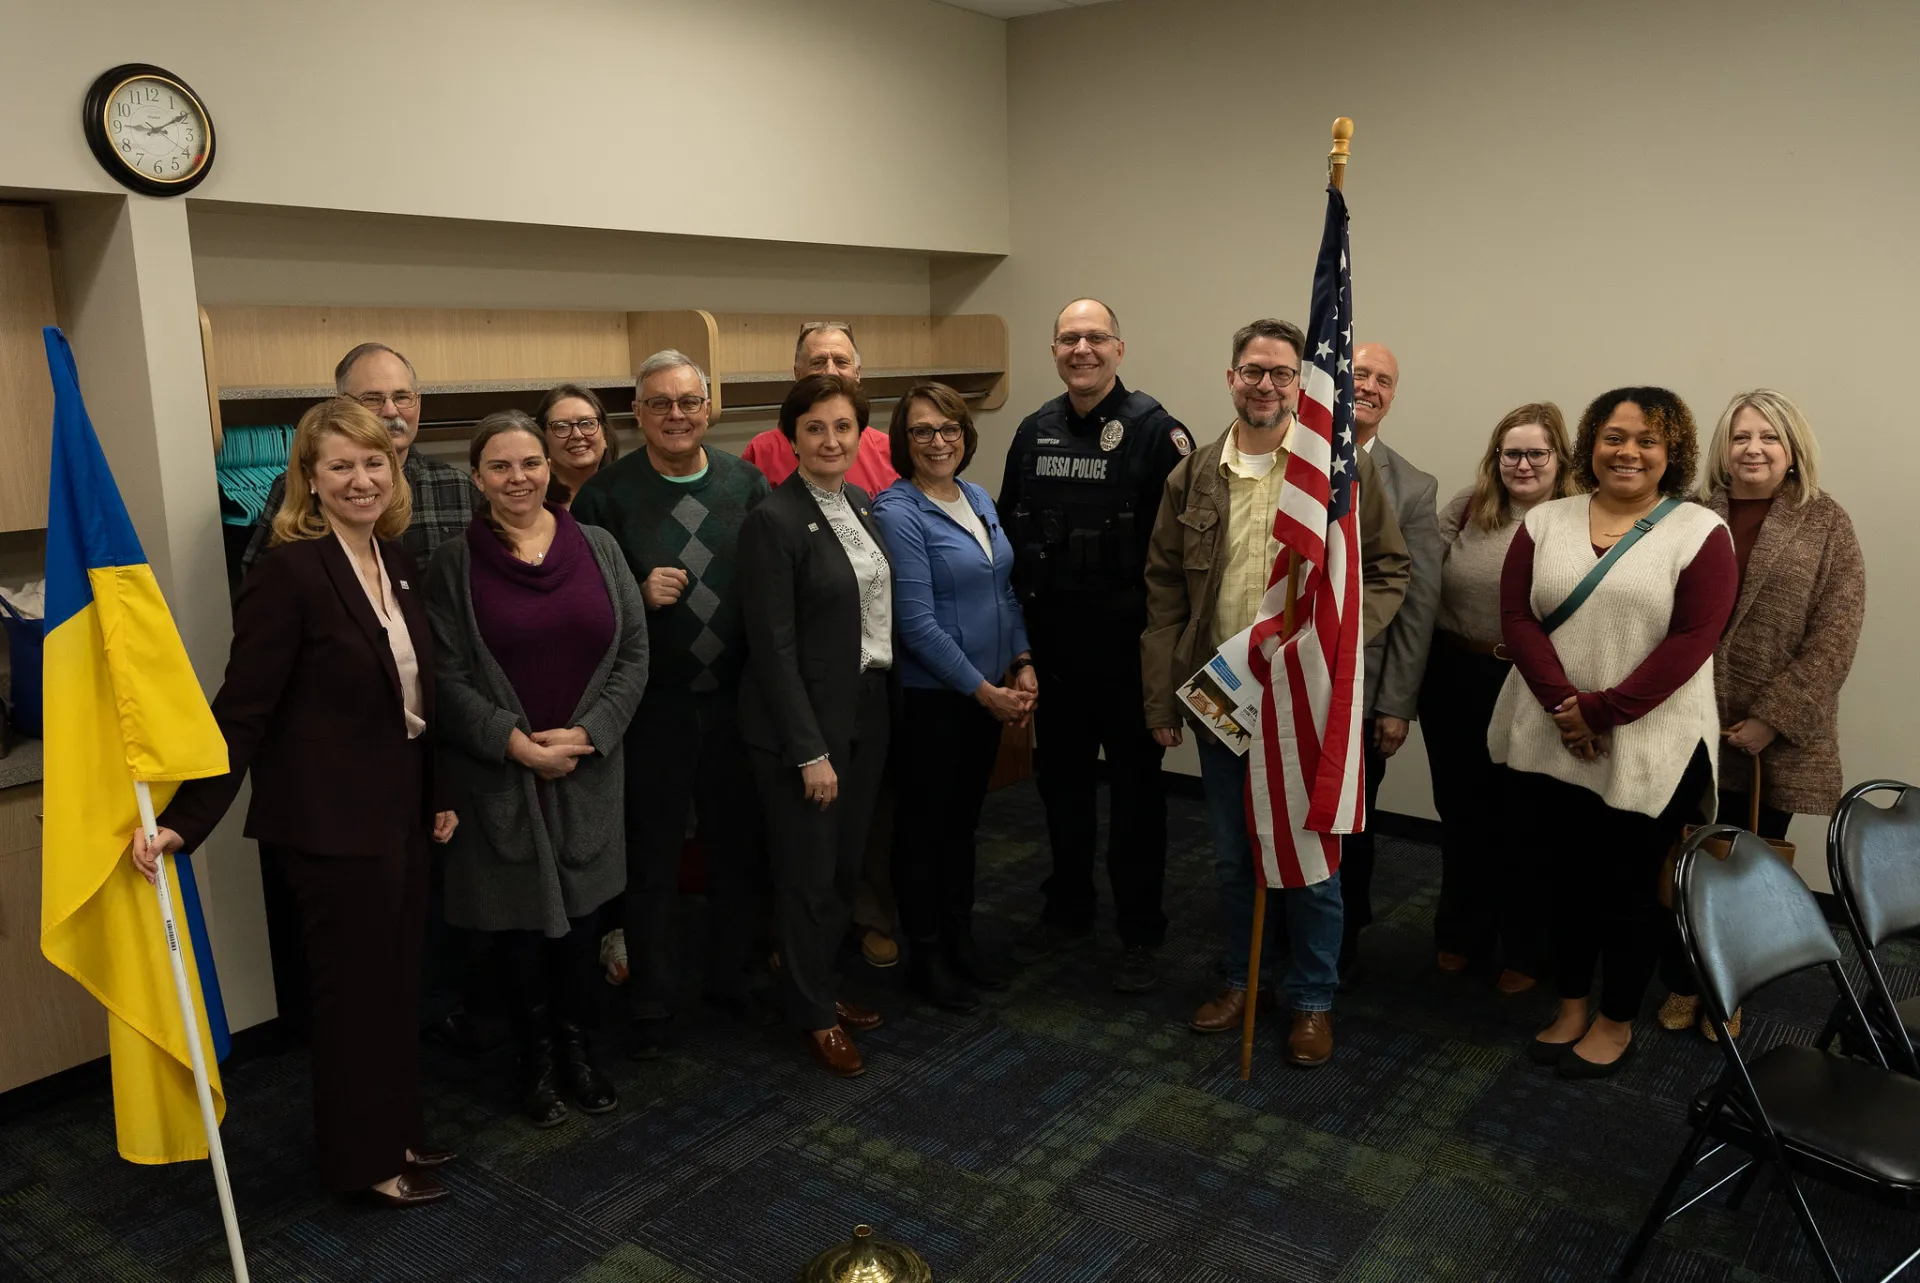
1570, 386, 1699, 497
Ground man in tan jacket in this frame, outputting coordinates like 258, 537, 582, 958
1141, 318, 1410, 1067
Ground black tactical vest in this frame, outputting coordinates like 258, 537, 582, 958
1007, 389, 1163, 601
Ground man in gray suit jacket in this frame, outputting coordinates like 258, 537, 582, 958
1343, 343, 1443, 983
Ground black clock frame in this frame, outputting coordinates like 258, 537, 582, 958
81, 63, 217, 198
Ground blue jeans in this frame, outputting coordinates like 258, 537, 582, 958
1198, 737, 1343, 1013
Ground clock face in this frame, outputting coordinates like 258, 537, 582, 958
103, 74, 211, 185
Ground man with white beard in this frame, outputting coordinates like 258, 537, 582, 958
239, 342, 475, 576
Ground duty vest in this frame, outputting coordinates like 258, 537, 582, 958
1007, 390, 1164, 601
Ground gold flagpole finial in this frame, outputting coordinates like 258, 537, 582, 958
1329, 117, 1353, 190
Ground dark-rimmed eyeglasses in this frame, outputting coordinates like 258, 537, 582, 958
1500, 449, 1553, 468
1234, 364, 1298, 389
546, 417, 602, 437
638, 396, 708, 417
907, 423, 964, 445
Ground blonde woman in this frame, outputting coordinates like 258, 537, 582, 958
1657, 389, 1866, 1038
132, 398, 460, 1206
1419, 404, 1577, 994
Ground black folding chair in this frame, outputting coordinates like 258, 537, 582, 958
1822, 781, 1920, 1076
1616, 824, 1920, 1283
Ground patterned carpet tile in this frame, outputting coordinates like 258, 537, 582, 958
3, 780, 1917, 1282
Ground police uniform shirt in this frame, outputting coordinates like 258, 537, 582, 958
998, 378, 1193, 624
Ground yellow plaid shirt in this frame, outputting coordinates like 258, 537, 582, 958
1211, 422, 1295, 647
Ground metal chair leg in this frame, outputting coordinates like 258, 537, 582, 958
1615, 1122, 1715, 1280
1725, 1158, 1764, 1212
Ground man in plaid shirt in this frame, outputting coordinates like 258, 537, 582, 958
238, 342, 475, 578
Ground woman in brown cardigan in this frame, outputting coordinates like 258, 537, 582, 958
1658, 388, 1866, 1038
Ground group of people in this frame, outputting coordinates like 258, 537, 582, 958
124, 303, 1865, 1208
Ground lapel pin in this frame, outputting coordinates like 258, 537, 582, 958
807, 522, 820, 532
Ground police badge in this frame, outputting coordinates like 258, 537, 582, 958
1099, 420, 1125, 452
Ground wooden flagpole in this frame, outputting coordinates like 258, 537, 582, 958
1240, 117, 1353, 1082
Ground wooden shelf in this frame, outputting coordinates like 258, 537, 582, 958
199, 304, 1009, 439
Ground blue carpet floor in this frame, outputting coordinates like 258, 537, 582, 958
3, 780, 1916, 1281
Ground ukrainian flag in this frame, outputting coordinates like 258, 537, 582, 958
37, 327, 234, 1164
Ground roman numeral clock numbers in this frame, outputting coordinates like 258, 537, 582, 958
82, 63, 217, 197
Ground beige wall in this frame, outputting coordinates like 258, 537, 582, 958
1, 0, 1007, 253
950, 0, 1920, 864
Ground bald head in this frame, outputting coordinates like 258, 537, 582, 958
1352, 342, 1399, 442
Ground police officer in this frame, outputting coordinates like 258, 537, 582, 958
999, 298, 1194, 993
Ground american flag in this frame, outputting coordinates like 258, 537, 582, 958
1244, 184, 1367, 889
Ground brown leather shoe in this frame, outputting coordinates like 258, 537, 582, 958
1190, 988, 1249, 1033
1189, 987, 1277, 1033
834, 1000, 884, 1032
805, 1027, 866, 1078
1436, 951, 1471, 973
1286, 1010, 1333, 1068
367, 1171, 449, 1208
405, 1146, 457, 1169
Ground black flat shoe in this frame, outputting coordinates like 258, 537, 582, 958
1557, 1036, 1637, 1080
1528, 1017, 1595, 1066
405, 1146, 457, 1169
367, 1171, 448, 1208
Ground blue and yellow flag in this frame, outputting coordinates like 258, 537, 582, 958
38, 327, 233, 1164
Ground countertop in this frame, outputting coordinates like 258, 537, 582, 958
0, 735, 43, 789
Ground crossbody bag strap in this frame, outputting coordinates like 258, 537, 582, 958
1540, 497, 1682, 635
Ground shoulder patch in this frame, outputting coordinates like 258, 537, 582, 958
1169, 426, 1194, 457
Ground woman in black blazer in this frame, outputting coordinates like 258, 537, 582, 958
738, 374, 896, 1079
132, 399, 459, 1207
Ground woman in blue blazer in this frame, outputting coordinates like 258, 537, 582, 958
872, 382, 1036, 1012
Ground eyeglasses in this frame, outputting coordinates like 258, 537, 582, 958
639, 396, 709, 416
353, 390, 418, 412
1053, 331, 1118, 350
1500, 449, 1554, 468
546, 417, 602, 438
907, 423, 964, 445
1234, 364, 1299, 389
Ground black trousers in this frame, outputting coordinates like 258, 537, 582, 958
1660, 786, 1793, 997
754, 671, 891, 1030
1418, 642, 1549, 977
498, 913, 601, 1031
1532, 744, 1713, 1023
622, 691, 763, 1020
1336, 719, 1389, 956
891, 688, 1003, 945
1032, 643, 1167, 948
266, 836, 428, 1192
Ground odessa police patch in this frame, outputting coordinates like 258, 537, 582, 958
1170, 426, 1194, 456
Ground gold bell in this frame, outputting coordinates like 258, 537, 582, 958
798, 1223, 933, 1283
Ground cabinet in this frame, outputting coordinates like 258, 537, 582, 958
0, 784, 109, 1093
0, 205, 59, 532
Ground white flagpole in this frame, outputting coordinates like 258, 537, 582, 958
135, 780, 250, 1283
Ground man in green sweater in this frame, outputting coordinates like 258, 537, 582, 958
572, 349, 772, 1058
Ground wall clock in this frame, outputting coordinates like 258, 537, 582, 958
82, 64, 216, 197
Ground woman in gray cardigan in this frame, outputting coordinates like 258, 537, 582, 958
425, 412, 649, 1127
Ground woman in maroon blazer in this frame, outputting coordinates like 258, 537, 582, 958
132, 398, 459, 1207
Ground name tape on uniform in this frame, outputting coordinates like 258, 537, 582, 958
1034, 455, 1112, 481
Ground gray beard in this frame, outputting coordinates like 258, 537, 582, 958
1243, 406, 1287, 430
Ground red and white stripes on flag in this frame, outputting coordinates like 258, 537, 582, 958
1244, 184, 1367, 890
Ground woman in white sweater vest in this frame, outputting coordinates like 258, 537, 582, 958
1489, 387, 1735, 1079
1421, 403, 1577, 995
